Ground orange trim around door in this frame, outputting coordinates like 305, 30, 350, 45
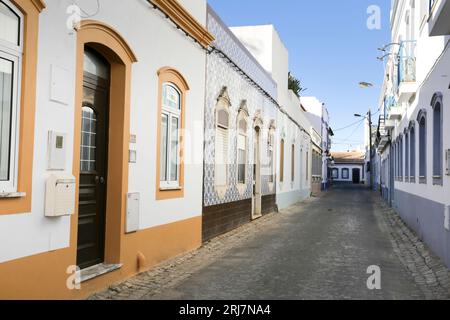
72, 20, 137, 268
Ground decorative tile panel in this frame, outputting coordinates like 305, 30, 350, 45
204, 9, 279, 207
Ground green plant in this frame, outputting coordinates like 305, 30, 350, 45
288, 72, 306, 97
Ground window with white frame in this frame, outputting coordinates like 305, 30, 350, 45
400, 135, 404, 180
410, 122, 416, 180
0, 0, 22, 193
237, 111, 247, 184
394, 141, 397, 179
332, 168, 338, 179
342, 168, 349, 180
405, 131, 409, 182
418, 110, 427, 183
160, 83, 181, 189
432, 92, 443, 185
215, 104, 229, 186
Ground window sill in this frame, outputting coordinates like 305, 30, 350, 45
159, 186, 183, 191
0, 192, 26, 199
433, 176, 443, 186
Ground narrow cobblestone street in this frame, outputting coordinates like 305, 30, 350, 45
91, 186, 450, 300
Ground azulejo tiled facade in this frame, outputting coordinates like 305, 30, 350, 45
203, 8, 278, 208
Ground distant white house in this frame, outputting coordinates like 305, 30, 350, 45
330, 152, 365, 184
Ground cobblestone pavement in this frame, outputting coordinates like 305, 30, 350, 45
90, 185, 450, 300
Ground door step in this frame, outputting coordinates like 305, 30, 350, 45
79, 263, 122, 283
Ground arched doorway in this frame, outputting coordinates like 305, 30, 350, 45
73, 21, 137, 270
76, 48, 111, 269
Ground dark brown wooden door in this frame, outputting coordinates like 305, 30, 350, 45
76, 70, 109, 270
352, 168, 360, 184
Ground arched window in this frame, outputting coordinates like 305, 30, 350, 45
160, 83, 182, 189
237, 109, 248, 184
396, 140, 399, 179
280, 138, 285, 183
156, 67, 189, 199
400, 134, 404, 181
0, 0, 22, 192
215, 98, 230, 187
417, 109, 427, 184
431, 93, 443, 185
0, 0, 20, 46
394, 140, 397, 179
409, 121, 416, 182
405, 130, 409, 182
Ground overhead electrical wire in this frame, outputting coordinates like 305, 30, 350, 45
333, 118, 366, 132
338, 120, 365, 144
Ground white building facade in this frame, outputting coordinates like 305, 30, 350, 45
0, 0, 213, 299
330, 152, 366, 185
302, 97, 333, 192
376, 0, 450, 268
0, 0, 327, 299
231, 25, 314, 210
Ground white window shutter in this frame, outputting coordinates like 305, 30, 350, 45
215, 127, 228, 186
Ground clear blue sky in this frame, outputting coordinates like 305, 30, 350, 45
208, 0, 391, 151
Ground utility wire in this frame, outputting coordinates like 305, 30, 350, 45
333, 118, 365, 132
338, 119, 365, 144
333, 108, 381, 133
333, 139, 364, 143
333, 109, 382, 147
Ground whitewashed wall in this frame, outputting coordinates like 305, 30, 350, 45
0, 0, 207, 263
389, 0, 450, 205
330, 164, 365, 183
231, 24, 314, 209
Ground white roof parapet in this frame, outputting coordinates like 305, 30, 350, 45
207, 6, 278, 100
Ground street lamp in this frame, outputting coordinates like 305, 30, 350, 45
358, 82, 374, 89
357, 81, 378, 190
